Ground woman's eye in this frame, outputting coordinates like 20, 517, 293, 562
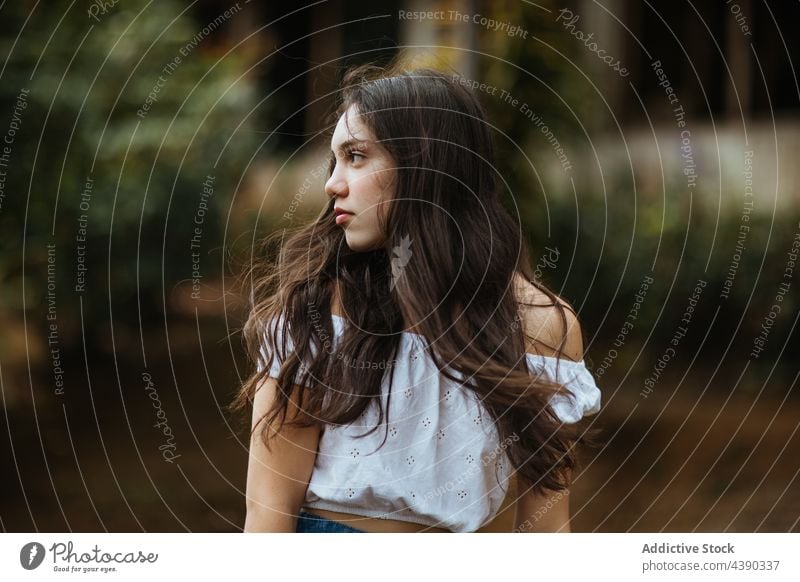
346, 149, 365, 162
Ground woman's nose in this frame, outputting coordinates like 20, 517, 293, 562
325, 171, 347, 198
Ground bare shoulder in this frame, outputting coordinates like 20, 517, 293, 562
513, 273, 584, 362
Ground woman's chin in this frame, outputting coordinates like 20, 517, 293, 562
345, 234, 384, 253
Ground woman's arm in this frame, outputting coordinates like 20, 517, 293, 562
244, 377, 321, 532
513, 279, 584, 532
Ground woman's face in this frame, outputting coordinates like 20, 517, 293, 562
325, 105, 396, 252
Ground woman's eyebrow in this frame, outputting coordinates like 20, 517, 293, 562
331, 138, 369, 154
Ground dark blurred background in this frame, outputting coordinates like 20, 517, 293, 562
1, 0, 798, 532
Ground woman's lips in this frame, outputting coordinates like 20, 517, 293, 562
335, 212, 353, 225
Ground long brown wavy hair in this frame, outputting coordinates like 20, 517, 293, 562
233, 63, 589, 495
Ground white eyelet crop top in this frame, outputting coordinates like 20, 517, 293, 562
258, 313, 601, 532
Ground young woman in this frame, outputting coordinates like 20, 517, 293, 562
235, 64, 601, 533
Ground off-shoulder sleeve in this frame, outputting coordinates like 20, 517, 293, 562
525, 355, 602, 424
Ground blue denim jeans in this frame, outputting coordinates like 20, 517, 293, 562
295, 510, 365, 533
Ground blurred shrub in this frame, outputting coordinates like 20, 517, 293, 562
525, 191, 799, 380
0, 1, 259, 350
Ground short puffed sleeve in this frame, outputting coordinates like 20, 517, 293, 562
526, 355, 602, 423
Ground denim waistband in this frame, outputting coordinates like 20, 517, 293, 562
295, 510, 365, 533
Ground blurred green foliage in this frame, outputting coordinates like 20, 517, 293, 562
526, 191, 799, 377
0, 1, 258, 348
478, 0, 597, 169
